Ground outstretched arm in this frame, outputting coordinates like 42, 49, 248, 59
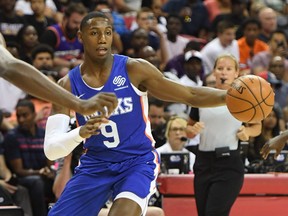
128, 59, 226, 108
260, 130, 288, 159
0, 45, 118, 116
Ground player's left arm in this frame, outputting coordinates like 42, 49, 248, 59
236, 122, 262, 141
127, 58, 226, 108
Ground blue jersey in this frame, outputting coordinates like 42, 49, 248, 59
69, 54, 155, 162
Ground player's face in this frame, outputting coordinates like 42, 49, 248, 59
213, 57, 239, 90
79, 17, 113, 59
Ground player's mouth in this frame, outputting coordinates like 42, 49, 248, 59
96, 47, 108, 55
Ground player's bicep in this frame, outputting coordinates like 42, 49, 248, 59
136, 61, 190, 102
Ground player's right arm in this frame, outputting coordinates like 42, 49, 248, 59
260, 130, 288, 159
44, 76, 109, 161
0, 44, 118, 116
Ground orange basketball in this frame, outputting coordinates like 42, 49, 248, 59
226, 75, 274, 123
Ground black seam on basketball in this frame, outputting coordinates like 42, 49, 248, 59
262, 89, 274, 106
238, 76, 266, 119
226, 92, 256, 122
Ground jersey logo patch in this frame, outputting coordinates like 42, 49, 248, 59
113, 76, 126, 87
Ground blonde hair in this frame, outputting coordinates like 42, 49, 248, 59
213, 53, 239, 71
165, 116, 187, 139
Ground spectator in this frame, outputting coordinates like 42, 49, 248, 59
179, 0, 210, 40
148, 98, 167, 149
251, 29, 288, 81
257, 7, 277, 43
164, 14, 190, 61
16, 25, 40, 64
93, 0, 129, 36
156, 116, 196, 172
40, 2, 87, 72
24, 0, 57, 38
201, 20, 239, 75
0, 110, 33, 216
204, 0, 231, 23
258, 55, 288, 109
0, 0, 27, 42
237, 18, 269, 73
4, 99, 55, 216
210, 0, 248, 39
114, 0, 143, 14
164, 40, 202, 78
30, 44, 57, 128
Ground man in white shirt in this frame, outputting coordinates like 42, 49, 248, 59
201, 20, 239, 75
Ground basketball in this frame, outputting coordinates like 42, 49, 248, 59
226, 75, 274, 123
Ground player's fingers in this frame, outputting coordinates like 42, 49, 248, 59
260, 145, 269, 159
274, 149, 281, 159
96, 93, 118, 115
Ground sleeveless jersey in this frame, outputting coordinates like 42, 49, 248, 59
47, 24, 83, 61
69, 54, 155, 162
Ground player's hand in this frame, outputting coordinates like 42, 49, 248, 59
260, 136, 287, 160
236, 125, 249, 141
79, 116, 109, 139
78, 92, 118, 116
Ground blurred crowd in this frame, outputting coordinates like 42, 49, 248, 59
1, 0, 288, 215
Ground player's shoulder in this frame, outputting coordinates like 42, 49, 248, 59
57, 74, 71, 91
126, 57, 152, 71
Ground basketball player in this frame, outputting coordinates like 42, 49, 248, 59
261, 130, 288, 159
0, 33, 117, 116
45, 12, 227, 216
188, 54, 261, 216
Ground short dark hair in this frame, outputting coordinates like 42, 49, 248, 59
241, 18, 261, 30
31, 43, 54, 60
149, 98, 165, 108
269, 29, 288, 41
16, 99, 35, 113
166, 14, 182, 23
217, 20, 235, 34
80, 11, 111, 30
64, 2, 87, 18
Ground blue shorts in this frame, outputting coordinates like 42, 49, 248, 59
48, 150, 159, 216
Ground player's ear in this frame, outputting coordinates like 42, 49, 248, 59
78, 30, 83, 43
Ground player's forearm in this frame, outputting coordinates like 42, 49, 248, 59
188, 86, 226, 107
279, 130, 288, 143
3, 60, 82, 112
44, 114, 84, 161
